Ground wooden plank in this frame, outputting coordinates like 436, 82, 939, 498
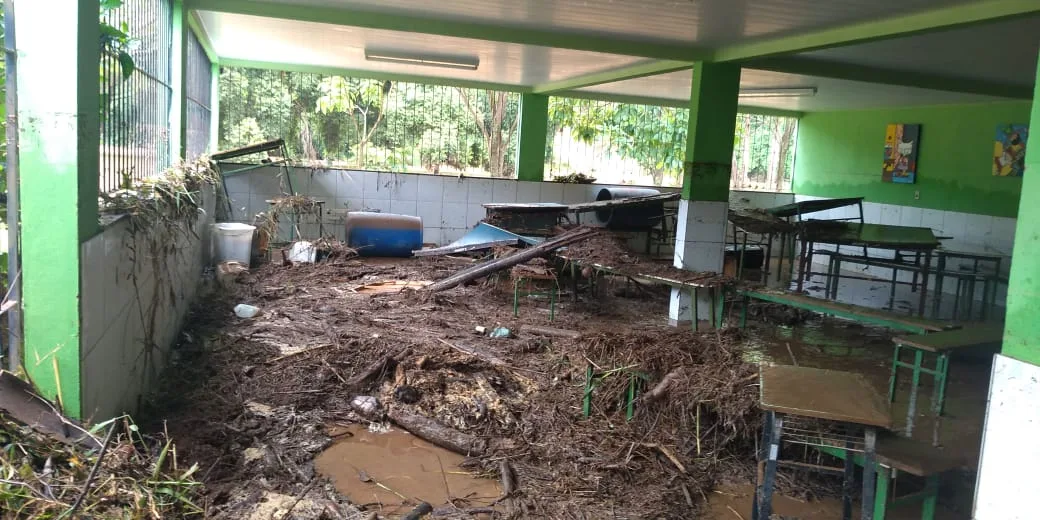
875, 434, 970, 476
412, 239, 519, 257
740, 289, 950, 334
804, 222, 939, 250
760, 365, 892, 428
567, 192, 680, 214
893, 324, 1005, 353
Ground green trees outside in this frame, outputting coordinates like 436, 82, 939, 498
219, 67, 798, 191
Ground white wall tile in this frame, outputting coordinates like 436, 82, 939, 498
921, 209, 944, 234
388, 173, 419, 201
390, 199, 418, 217
416, 201, 443, 228
942, 211, 968, 241
335, 197, 364, 213
467, 178, 495, 204
80, 236, 107, 353
466, 204, 487, 226
900, 207, 923, 228
516, 182, 541, 202
339, 171, 364, 198
362, 198, 392, 214
441, 202, 469, 228
539, 183, 564, 202
862, 202, 882, 224
422, 228, 443, 246
223, 175, 250, 194
417, 175, 444, 202
441, 228, 468, 244
308, 170, 337, 199
248, 168, 283, 195
442, 177, 469, 203
363, 172, 391, 200
563, 184, 590, 204
879, 204, 903, 226
226, 192, 251, 222
965, 214, 994, 244
491, 180, 518, 203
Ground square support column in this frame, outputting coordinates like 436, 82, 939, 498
516, 93, 549, 182
670, 63, 740, 324
210, 62, 220, 153
16, 0, 101, 416
170, 0, 188, 160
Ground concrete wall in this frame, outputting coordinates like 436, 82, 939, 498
78, 187, 216, 421
220, 164, 794, 247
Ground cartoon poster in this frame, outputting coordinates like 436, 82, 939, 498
882, 123, 921, 184
993, 124, 1028, 177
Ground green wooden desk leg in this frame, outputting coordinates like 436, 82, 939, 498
582, 365, 595, 418
906, 349, 924, 437
714, 288, 724, 329
889, 344, 902, 402
932, 354, 949, 415
921, 474, 939, 520
692, 288, 700, 332
874, 467, 891, 520
513, 278, 521, 317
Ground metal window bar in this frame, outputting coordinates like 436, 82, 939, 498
99, 0, 173, 193
185, 26, 212, 159
217, 67, 520, 177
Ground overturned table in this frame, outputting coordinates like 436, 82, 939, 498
756, 364, 892, 520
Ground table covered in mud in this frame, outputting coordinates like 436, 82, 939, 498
755, 365, 891, 520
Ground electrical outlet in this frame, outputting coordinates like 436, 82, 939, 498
914, 190, 920, 200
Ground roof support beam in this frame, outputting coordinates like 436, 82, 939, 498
185, 0, 709, 61
187, 10, 219, 64
219, 58, 533, 93
746, 57, 1034, 99
531, 60, 691, 94
552, 89, 805, 118
714, 0, 1040, 62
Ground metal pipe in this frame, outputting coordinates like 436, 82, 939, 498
5, 0, 22, 372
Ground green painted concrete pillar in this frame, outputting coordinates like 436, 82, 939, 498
1001, 52, 1040, 365
16, 0, 101, 416
210, 63, 220, 153
670, 63, 740, 325
170, 0, 188, 160
516, 93, 549, 182
681, 63, 741, 201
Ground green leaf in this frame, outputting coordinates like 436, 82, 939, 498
118, 51, 135, 80
100, 0, 124, 11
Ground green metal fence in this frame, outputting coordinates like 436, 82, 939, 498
185, 26, 212, 160
99, 0, 173, 193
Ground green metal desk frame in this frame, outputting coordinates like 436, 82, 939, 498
887, 343, 947, 442
513, 275, 557, 322
583, 365, 650, 421
817, 445, 939, 520
736, 290, 948, 335
686, 286, 726, 331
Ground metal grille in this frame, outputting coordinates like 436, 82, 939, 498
99, 0, 173, 193
185, 28, 212, 160
547, 96, 798, 192
219, 67, 520, 178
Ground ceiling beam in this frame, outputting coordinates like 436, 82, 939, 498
186, 0, 709, 61
714, 0, 1040, 62
553, 89, 805, 118
187, 11, 219, 64
531, 60, 691, 95
746, 57, 1034, 99
219, 58, 534, 93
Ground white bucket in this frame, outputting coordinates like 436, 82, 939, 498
213, 223, 256, 267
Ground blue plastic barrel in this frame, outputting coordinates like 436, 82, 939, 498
345, 212, 423, 257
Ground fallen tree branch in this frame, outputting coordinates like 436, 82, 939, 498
522, 326, 582, 339
64, 422, 116, 518
641, 369, 684, 403
346, 348, 412, 388
387, 407, 487, 456
424, 227, 598, 292
642, 443, 687, 474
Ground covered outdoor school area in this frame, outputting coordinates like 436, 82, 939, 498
8, 0, 1040, 518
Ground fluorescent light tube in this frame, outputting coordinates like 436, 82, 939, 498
739, 87, 817, 98
365, 50, 479, 71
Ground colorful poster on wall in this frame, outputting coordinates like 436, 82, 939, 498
993, 124, 1028, 177
882, 123, 921, 184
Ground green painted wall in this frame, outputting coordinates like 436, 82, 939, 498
793, 101, 1031, 218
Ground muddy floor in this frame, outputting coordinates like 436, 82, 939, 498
151, 247, 988, 519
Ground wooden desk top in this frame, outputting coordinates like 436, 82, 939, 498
803, 222, 940, 250
893, 324, 1005, 353
760, 364, 892, 429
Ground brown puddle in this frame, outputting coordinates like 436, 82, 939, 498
355, 280, 432, 294
316, 425, 500, 514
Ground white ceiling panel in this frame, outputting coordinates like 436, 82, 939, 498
798, 15, 1040, 87
251, 0, 978, 46
578, 69, 1010, 112
198, 11, 644, 86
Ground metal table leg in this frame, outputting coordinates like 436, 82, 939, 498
905, 349, 924, 437
862, 428, 878, 520
874, 467, 891, 520
796, 237, 809, 292
755, 411, 783, 520
843, 440, 855, 520
918, 250, 932, 318
752, 411, 773, 520
932, 253, 946, 318
888, 343, 901, 402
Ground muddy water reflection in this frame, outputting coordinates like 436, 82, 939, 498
315, 425, 500, 515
